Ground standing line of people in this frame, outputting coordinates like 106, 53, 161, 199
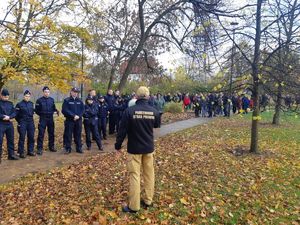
0, 87, 59, 162
0, 86, 140, 162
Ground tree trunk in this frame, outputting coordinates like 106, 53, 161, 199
107, 46, 123, 91
0, 75, 5, 90
250, 0, 263, 153
250, 77, 260, 153
107, 65, 117, 91
272, 84, 282, 125
118, 41, 144, 92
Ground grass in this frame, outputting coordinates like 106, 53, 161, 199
242, 109, 299, 124
240, 110, 300, 143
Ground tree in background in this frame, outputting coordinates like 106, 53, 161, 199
260, 0, 300, 124
111, 0, 222, 92
214, 0, 300, 152
0, 0, 93, 92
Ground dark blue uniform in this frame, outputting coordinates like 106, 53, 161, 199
62, 96, 85, 153
222, 95, 230, 117
15, 100, 35, 155
0, 100, 17, 159
113, 99, 126, 133
98, 102, 109, 139
83, 102, 102, 150
207, 94, 215, 118
35, 96, 58, 153
105, 94, 116, 134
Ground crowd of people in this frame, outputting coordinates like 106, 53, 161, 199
0, 86, 167, 162
0, 86, 299, 163
147, 92, 257, 117
156, 92, 299, 117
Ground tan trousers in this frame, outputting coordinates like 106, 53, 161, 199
127, 153, 155, 211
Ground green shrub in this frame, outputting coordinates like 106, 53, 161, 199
164, 102, 183, 113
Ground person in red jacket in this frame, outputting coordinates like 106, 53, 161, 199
183, 93, 191, 111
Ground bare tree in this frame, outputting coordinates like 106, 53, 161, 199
115, 0, 222, 91
261, 0, 300, 124
215, 0, 300, 152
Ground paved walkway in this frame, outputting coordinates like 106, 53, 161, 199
0, 117, 211, 184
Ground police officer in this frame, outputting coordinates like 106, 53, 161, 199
105, 89, 116, 134
88, 89, 97, 102
87, 89, 97, 141
62, 87, 85, 154
15, 90, 35, 158
83, 96, 103, 150
35, 86, 59, 155
97, 95, 108, 140
113, 97, 125, 133
0, 89, 19, 162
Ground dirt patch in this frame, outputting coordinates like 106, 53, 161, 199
228, 146, 277, 158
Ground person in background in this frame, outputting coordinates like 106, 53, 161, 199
242, 94, 250, 114
128, 93, 137, 107
35, 86, 59, 155
148, 93, 155, 107
62, 87, 85, 154
183, 93, 191, 111
114, 97, 126, 133
83, 96, 103, 151
154, 93, 165, 128
88, 89, 97, 102
231, 93, 238, 114
165, 93, 172, 103
193, 94, 201, 117
97, 95, 109, 140
200, 93, 207, 117
105, 89, 116, 135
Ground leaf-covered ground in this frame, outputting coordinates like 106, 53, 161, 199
0, 113, 299, 224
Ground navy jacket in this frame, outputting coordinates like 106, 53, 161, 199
83, 103, 99, 125
222, 95, 229, 105
62, 97, 85, 120
115, 99, 160, 154
113, 101, 125, 119
0, 100, 16, 123
98, 102, 109, 118
15, 100, 34, 123
35, 96, 57, 117
105, 94, 115, 112
242, 97, 250, 109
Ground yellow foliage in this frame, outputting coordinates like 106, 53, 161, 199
0, 0, 95, 91
174, 66, 188, 81
0, 38, 87, 93
253, 116, 262, 121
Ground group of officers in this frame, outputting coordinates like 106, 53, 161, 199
0, 86, 127, 163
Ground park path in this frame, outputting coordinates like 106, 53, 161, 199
0, 117, 211, 184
